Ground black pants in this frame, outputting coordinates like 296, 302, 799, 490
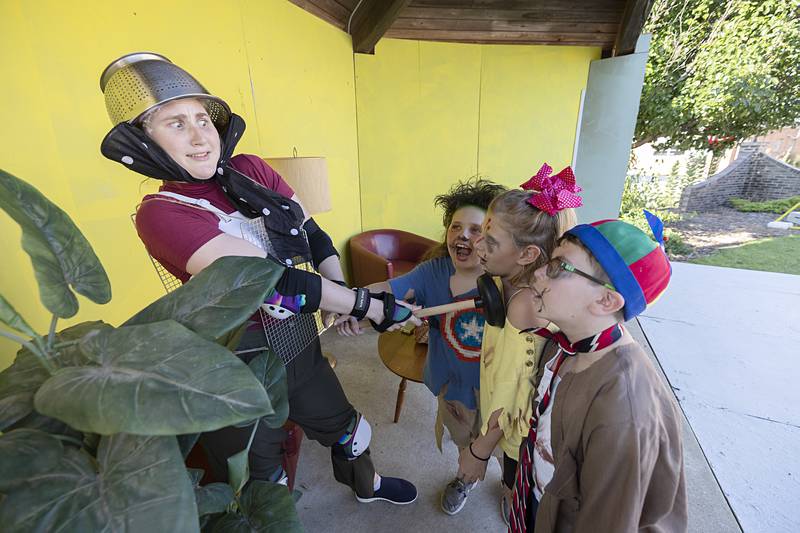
526, 492, 539, 530
200, 328, 377, 497
503, 452, 518, 489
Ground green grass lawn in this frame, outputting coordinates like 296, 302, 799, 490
690, 234, 800, 275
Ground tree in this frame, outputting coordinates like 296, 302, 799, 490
635, 0, 800, 152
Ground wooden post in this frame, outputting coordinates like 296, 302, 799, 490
350, 0, 412, 54
613, 0, 654, 56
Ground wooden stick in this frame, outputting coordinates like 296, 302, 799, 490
413, 299, 478, 318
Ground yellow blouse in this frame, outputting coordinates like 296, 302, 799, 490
479, 281, 550, 461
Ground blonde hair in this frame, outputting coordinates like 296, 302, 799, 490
488, 189, 577, 287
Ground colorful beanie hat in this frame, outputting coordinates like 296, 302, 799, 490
565, 212, 671, 321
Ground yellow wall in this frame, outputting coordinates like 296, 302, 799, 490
355, 39, 600, 240
0, 0, 360, 368
0, 1, 598, 370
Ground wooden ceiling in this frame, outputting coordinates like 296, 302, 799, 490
288, 0, 652, 55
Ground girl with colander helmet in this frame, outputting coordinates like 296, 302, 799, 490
99, 52, 418, 506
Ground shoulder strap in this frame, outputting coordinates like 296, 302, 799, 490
150, 191, 245, 223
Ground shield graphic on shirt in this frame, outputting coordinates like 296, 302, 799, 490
442, 306, 485, 362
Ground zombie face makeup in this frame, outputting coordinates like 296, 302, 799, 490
475, 214, 528, 279
446, 206, 485, 271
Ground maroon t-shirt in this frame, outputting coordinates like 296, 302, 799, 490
135, 154, 294, 282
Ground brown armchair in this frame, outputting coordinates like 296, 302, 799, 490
349, 229, 438, 286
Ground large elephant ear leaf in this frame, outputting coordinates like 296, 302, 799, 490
196, 483, 235, 516
124, 256, 284, 340
123, 256, 285, 340
0, 320, 110, 431
0, 433, 198, 533
0, 347, 50, 430
249, 351, 288, 429
34, 320, 273, 435
210, 481, 302, 533
178, 433, 201, 459
0, 429, 65, 486
0, 169, 111, 318
234, 351, 287, 430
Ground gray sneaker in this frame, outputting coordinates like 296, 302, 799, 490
440, 477, 476, 515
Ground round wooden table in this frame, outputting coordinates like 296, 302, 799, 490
377, 330, 427, 423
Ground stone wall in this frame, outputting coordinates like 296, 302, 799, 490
742, 155, 800, 201
680, 151, 800, 211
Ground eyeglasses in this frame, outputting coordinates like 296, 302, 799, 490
545, 257, 616, 291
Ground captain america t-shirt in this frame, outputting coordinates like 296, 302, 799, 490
389, 256, 485, 409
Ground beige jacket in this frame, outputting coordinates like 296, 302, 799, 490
532, 340, 688, 533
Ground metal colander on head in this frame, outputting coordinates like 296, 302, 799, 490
100, 52, 230, 129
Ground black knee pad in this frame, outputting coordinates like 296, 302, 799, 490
332, 412, 371, 459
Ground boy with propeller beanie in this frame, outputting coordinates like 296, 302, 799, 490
509, 215, 687, 533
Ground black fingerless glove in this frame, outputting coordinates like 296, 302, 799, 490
368, 292, 413, 333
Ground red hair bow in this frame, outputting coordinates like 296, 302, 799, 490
519, 163, 583, 216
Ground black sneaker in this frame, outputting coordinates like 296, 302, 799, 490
356, 477, 418, 505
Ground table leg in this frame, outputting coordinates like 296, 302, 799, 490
393, 377, 407, 423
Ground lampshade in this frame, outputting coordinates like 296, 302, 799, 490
263, 157, 331, 216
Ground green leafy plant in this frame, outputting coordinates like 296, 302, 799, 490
0, 169, 302, 532
619, 172, 691, 256
728, 195, 800, 214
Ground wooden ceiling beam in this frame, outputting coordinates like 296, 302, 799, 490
385, 28, 616, 47
410, 0, 621, 8
350, 0, 413, 54
401, 6, 623, 24
288, 0, 350, 29
613, 0, 653, 56
390, 18, 620, 34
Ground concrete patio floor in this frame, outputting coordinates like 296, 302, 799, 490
638, 262, 800, 533
295, 261, 794, 532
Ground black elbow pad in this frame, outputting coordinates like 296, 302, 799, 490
272, 267, 322, 313
304, 218, 339, 269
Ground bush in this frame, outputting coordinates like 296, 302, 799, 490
728, 195, 800, 214
662, 228, 692, 256
620, 208, 691, 257
619, 172, 691, 257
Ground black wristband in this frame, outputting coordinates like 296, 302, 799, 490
350, 287, 370, 320
469, 442, 490, 462
368, 292, 412, 333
